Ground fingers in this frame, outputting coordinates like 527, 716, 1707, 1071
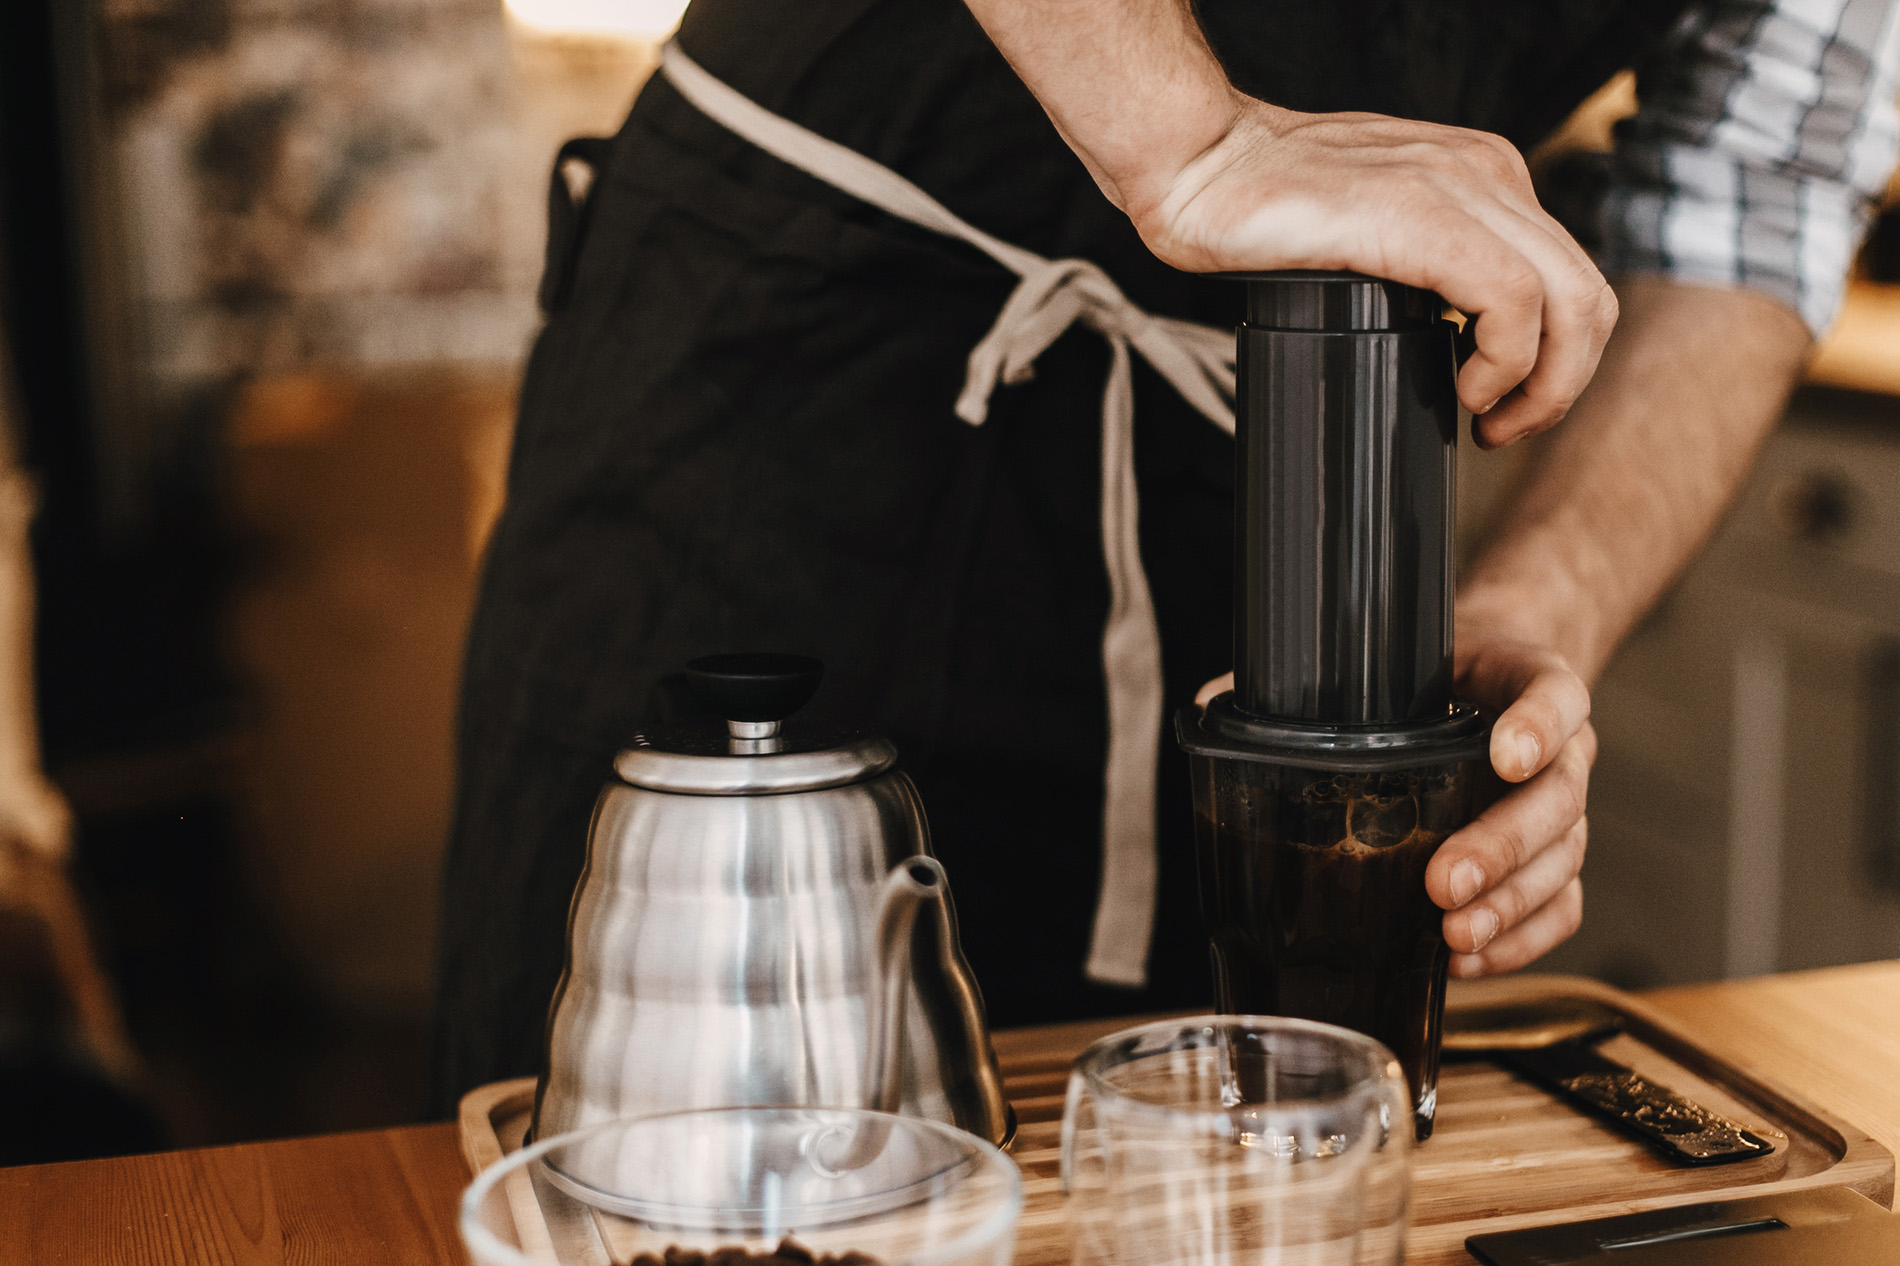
1451, 878, 1584, 978
1426, 730, 1590, 910
1444, 137, 1616, 439
1467, 215, 1618, 447
1421, 632, 1595, 974
1195, 672, 1234, 708
1392, 233, 1612, 444
1436, 206, 1614, 441
1442, 817, 1586, 955
1342, 128, 1616, 439
1383, 210, 1544, 418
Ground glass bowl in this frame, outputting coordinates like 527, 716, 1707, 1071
461, 1107, 1022, 1266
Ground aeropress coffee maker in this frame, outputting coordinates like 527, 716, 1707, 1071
1178, 271, 1493, 1141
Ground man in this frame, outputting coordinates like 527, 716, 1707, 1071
428, 0, 1900, 1108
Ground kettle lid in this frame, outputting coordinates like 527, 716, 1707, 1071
612, 654, 897, 794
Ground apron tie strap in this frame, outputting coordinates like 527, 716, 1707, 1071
659, 41, 1236, 988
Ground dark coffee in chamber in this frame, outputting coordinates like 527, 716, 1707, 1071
1190, 757, 1483, 1140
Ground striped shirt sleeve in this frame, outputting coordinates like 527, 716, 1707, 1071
1592, 0, 1900, 334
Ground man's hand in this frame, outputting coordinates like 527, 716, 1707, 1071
962, 0, 1618, 447
1131, 103, 1618, 447
1424, 636, 1592, 977
1195, 651, 1592, 979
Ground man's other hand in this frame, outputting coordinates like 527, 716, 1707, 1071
1423, 635, 1592, 977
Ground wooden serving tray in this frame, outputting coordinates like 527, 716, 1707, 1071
460, 974, 1894, 1266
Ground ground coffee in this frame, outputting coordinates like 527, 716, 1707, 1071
630, 1238, 879, 1266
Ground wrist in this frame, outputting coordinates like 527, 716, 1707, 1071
1457, 551, 1612, 684
1116, 95, 1299, 267
1090, 79, 1251, 224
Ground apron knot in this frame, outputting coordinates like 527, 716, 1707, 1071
955, 259, 1172, 426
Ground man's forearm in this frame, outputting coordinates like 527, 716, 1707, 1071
1459, 277, 1813, 682
960, 0, 1235, 212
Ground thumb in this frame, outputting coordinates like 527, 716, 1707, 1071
1195, 672, 1234, 709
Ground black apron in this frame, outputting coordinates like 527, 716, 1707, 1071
427, 0, 1693, 1114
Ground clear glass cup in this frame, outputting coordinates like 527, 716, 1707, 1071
461, 1106, 1022, 1266
1062, 1016, 1414, 1266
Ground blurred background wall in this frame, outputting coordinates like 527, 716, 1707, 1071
0, 0, 1897, 1160
0, 0, 668, 1150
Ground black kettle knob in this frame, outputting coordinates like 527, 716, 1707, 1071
684, 653, 824, 723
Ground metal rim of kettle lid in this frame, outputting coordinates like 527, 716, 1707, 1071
612, 731, 899, 794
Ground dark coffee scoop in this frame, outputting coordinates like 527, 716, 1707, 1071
1445, 998, 1774, 1166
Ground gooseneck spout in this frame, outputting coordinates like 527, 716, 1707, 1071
864, 857, 945, 1116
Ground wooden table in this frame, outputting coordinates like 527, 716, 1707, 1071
6, 961, 1900, 1264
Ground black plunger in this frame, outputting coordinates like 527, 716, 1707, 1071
1232, 271, 1459, 727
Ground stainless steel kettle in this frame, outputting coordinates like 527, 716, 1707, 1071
533, 654, 1014, 1147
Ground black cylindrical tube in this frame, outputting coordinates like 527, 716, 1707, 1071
1233, 272, 1459, 725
